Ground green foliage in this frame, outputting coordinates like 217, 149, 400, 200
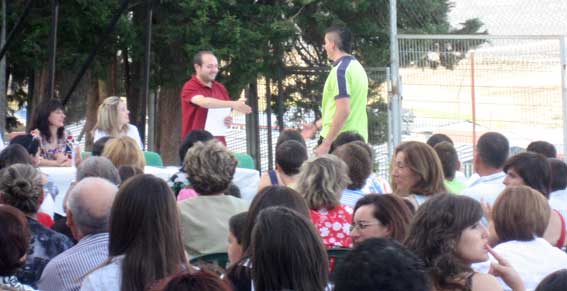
152, 0, 297, 97
4, 0, 485, 143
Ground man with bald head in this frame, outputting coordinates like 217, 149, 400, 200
38, 177, 118, 291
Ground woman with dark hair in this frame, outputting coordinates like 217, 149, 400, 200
332, 141, 375, 207
485, 186, 567, 290
28, 99, 78, 167
350, 194, 413, 244
0, 144, 33, 170
502, 152, 566, 249
228, 212, 248, 266
251, 206, 328, 291
0, 164, 73, 288
225, 186, 310, 291
81, 174, 190, 291
10, 134, 42, 167
151, 270, 231, 291
0, 205, 36, 291
9, 135, 62, 216
391, 141, 446, 209
548, 158, 567, 225
535, 269, 567, 291
405, 193, 523, 291
257, 140, 308, 191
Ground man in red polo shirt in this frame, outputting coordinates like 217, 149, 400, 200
180, 51, 251, 144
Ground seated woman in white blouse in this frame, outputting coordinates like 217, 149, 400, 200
482, 185, 567, 291
92, 96, 143, 150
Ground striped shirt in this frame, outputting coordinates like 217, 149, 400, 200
38, 233, 109, 291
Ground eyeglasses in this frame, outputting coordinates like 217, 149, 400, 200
350, 221, 381, 232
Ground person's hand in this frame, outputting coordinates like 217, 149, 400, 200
487, 245, 525, 291
224, 115, 233, 127
301, 122, 317, 139
54, 153, 70, 166
314, 140, 331, 157
60, 159, 72, 167
231, 98, 252, 114
481, 199, 493, 222
74, 145, 82, 167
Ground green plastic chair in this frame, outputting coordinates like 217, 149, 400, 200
81, 151, 92, 160
234, 152, 255, 169
144, 151, 163, 167
189, 252, 229, 270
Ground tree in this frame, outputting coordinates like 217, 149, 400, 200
277, 0, 485, 143
150, 0, 297, 163
5, 0, 133, 138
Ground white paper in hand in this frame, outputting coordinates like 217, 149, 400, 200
205, 108, 231, 136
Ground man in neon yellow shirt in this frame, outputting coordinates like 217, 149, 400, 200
303, 25, 368, 156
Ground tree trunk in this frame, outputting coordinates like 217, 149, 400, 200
156, 86, 181, 166
127, 5, 146, 144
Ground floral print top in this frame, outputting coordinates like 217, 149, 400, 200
39, 131, 75, 161
15, 218, 74, 288
310, 205, 353, 248
167, 169, 190, 197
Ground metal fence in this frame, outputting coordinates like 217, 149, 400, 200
226, 66, 392, 178
398, 34, 567, 170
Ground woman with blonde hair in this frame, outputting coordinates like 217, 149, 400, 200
93, 96, 143, 149
102, 136, 146, 170
391, 141, 446, 209
296, 155, 353, 248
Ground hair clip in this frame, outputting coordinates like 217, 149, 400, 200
30, 129, 41, 141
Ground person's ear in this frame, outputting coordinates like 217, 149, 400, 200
66, 210, 74, 228
37, 190, 45, 206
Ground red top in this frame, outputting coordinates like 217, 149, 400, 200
37, 212, 54, 228
180, 75, 230, 139
310, 205, 353, 248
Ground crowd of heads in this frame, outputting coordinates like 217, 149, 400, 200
3, 93, 567, 291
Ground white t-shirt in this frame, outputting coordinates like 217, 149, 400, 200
473, 238, 567, 291
462, 171, 506, 206
80, 257, 122, 291
93, 124, 143, 150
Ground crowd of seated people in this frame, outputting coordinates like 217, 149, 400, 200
3, 121, 567, 291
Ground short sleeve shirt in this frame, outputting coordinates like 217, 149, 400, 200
180, 75, 230, 139
310, 205, 353, 248
321, 56, 368, 141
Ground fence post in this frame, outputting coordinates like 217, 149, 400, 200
386, 67, 394, 159
560, 36, 567, 160
265, 78, 273, 170
389, 0, 402, 147
245, 81, 261, 170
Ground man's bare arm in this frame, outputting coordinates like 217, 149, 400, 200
191, 95, 251, 114
314, 98, 350, 156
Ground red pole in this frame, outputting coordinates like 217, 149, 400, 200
471, 51, 476, 165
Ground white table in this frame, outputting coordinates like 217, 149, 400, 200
41, 166, 260, 216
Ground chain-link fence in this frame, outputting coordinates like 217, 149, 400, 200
226, 66, 392, 178
398, 34, 566, 174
